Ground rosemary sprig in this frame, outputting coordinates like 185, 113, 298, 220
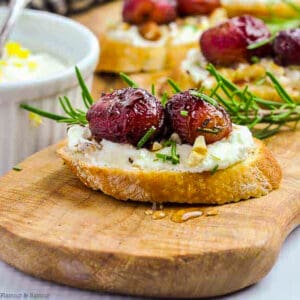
205, 63, 300, 139
21, 67, 93, 125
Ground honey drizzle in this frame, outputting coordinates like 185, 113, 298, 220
171, 208, 204, 223
144, 203, 167, 220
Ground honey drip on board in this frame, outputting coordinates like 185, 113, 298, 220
144, 203, 167, 220
171, 208, 204, 223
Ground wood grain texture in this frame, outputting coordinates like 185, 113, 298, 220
0, 2, 299, 298
0, 129, 299, 298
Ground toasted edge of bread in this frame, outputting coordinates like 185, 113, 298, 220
57, 139, 282, 205
97, 34, 167, 73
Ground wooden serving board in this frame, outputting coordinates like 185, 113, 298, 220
0, 129, 299, 298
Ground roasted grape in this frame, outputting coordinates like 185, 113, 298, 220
177, 0, 220, 16
200, 15, 272, 66
166, 90, 232, 145
274, 29, 300, 66
87, 88, 164, 146
122, 0, 177, 25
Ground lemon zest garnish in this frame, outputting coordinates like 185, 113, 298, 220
29, 112, 43, 127
28, 61, 38, 71
5, 42, 31, 59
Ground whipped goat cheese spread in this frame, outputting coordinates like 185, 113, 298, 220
67, 124, 255, 173
0, 42, 66, 83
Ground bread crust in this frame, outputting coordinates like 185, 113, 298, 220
57, 140, 281, 205
97, 35, 167, 73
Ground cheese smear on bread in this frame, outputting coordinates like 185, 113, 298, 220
67, 124, 255, 173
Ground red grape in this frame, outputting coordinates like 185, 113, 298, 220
87, 88, 164, 146
274, 29, 300, 66
122, 0, 177, 25
200, 15, 272, 66
166, 90, 232, 145
177, 0, 221, 16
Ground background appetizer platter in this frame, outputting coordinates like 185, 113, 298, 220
0, 0, 300, 298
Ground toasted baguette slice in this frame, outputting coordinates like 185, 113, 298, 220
57, 140, 281, 205
97, 9, 228, 74
221, 0, 300, 18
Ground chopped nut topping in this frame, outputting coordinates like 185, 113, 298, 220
187, 136, 208, 167
193, 136, 207, 155
151, 141, 163, 151
138, 22, 162, 41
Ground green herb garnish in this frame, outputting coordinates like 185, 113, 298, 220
167, 79, 182, 93
156, 140, 180, 165
210, 165, 219, 175
198, 127, 222, 134
120, 72, 138, 88
205, 63, 300, 139
12, 166, 22, 172
75, 67, 94, 107
247, 35, 276, 50
161, 92, 169, 108
151, 84, 156, 96
137, 127, 156, 149
20, 67, 93, 125
190, 90, 218, 106
180, 110, 188, 117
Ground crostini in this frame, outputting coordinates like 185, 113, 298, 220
20, 69, 298, 205
98, 0, 227, 73
169, 16, 300, 101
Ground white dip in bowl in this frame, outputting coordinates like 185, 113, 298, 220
0, 9, 100, 175
0, 42, 66, 83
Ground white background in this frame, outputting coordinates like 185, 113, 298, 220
0, 227, 299, 300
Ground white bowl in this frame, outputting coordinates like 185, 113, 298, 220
0, 8, 100, 175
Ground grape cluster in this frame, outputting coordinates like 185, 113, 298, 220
87, 88, 232, 147
122, 0, 221, 25
200, 16, 300, 66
